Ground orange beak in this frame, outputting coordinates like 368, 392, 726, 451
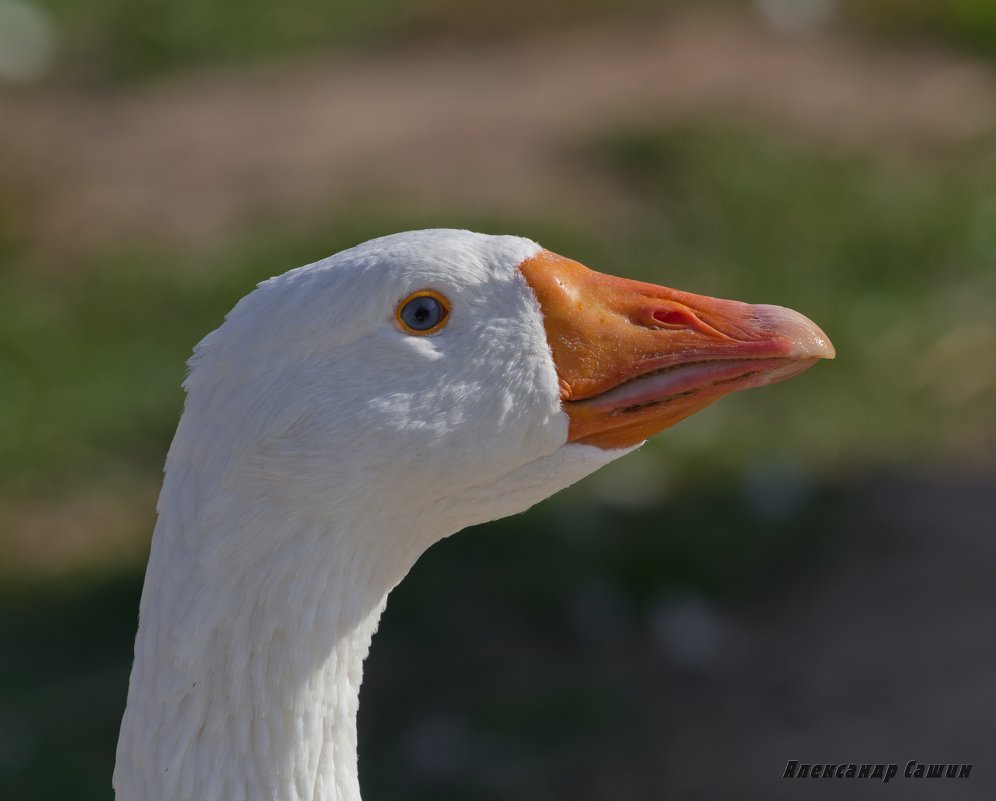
519, 249, 835, 450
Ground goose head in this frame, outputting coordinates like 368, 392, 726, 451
179, 229, 831, 544
181, 230, 611, 544
115, 228, 833, 801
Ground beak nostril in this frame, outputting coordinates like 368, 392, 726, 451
653, 308, 697, 328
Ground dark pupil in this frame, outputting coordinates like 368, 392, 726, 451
402, 296, 442, 330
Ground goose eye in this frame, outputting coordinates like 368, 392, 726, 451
396, 290, 450, 335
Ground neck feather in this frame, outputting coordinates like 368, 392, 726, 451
114, 481, 418, 801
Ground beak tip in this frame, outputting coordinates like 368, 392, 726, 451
754, 304, 835, 361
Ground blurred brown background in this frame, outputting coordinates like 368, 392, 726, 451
1, 1, 995, 799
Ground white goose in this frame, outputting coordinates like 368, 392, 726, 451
114, 229, 833, 801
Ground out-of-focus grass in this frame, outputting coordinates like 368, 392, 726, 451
843, 0, 996, 59
27, 0, 996, 84
360, 480, 847, 801
0, 577, 138, 801
34, 0, 666, 83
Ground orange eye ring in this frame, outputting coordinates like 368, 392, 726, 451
395, 290, 451, 335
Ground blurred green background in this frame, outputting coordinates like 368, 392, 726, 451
2, 0, 995, 799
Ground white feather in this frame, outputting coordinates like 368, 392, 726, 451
114, 230, 633, 801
